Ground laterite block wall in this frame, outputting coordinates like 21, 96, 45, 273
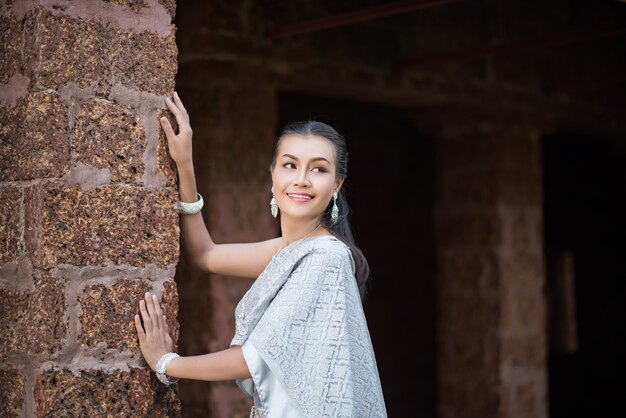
0, 1, 181, 416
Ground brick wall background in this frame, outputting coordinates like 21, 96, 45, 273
0, 1, 181, 416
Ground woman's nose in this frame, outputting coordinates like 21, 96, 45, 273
293, 169, 311, 187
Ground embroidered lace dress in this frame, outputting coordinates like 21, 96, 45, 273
231, 235, 387, 417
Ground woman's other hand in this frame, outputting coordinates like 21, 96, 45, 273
135, 292, 176, 371
161, 91, 193, 166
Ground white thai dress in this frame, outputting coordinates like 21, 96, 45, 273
230, 235, 387, 417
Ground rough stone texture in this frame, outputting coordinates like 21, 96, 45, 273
0, 186, 21, 265
26, 9, 177, 96
0, 16, 22, 85
78, 279, 179, 351
109, 29, 178, 96
102, 0, 148, 12
78, 280, 152, 351
161, 279, 180, 344
0, 369, 24, 418
35, 368, 181, 417
25, 182, 179, 269
159, 0, 177, 19
75, 99, 145, 183
0, 92, 69, 181
24, 9, 100, 92
0, 1, 181, 415
0, 275, 66, 357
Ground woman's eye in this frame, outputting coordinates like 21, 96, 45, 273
312, 167, 327, 173
283, 163, 296, 169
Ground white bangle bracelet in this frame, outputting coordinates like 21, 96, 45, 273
155, 352, 180, 385
177, 193, 204, 215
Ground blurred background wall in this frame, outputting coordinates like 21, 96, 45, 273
171, 1, 626, 417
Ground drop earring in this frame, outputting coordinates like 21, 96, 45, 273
331, 191, 339, 224
270, 186, 278, 218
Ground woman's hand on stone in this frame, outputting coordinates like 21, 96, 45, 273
160, 91, 193, 166
135, 292, 175, 371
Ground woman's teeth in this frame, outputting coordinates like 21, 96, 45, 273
288, 194, 312, 199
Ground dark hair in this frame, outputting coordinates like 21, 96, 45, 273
270, 120, 370, 300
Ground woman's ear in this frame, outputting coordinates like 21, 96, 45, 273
335, 177, 345, 192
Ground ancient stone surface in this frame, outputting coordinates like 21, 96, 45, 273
35, 368, 181, 417
24, 9, 101, 92
78, 280, 151, 351
78, 279, 179, 352
159, 0, 177, 19
0, 17, 22, 85
0, 275, 65, 357
0, 92, 69, 181
501, 287, 545, 333
439, 375, 500, 417
434, 121, 547, 418
437, 253, 499, 294
0, 187, 21, 265
102, 0, 148, 12
75, 99, 145, 183
161, 279, 180, 344
27, 9, 177, 96
501, 335, 546, 369
0, 1, 182, 416
438, 296, 499, 333
499, 253, 544, 287
0, 369, 24, 418
25, 182, 179, 269
436, 210, 502, 249
109, 30, 178, 96
438, 331, 499, 374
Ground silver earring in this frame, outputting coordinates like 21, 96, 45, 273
270, 186, 278, 218
331, 191, 339, 224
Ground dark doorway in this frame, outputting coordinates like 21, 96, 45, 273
279, 92, 436, 418
543, 134, 626, 417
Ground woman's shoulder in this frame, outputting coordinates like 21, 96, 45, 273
304, 235, 354, 268
308, 235, 350, 253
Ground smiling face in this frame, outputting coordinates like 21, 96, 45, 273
271, 134, 344, 223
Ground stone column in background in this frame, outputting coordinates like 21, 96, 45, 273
422, 108, 548, 418
0, 1, 181, 416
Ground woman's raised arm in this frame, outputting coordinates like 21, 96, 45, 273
160, 93, 281, 278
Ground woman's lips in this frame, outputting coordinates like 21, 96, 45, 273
287, 193, 314, 202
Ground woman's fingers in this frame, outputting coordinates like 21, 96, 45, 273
160, 117, 176, 142
134, 314, 146, 341
164, 96, 184, 121
144, 292, 161, 330
152, 294, 164, 329
139, 299, 152, 334
172, 92, 189, 118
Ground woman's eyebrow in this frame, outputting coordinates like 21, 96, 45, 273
281, 154, 331, 164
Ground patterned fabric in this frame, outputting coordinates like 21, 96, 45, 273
231, 236, 387, 417
250, 406, 266, 418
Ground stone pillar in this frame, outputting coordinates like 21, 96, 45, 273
0, 1, 181, 416
424, 108, 548, 418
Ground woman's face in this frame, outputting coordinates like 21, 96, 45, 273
271, 134, 343, 222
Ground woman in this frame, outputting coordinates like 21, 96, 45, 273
135, 92, 387, 417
